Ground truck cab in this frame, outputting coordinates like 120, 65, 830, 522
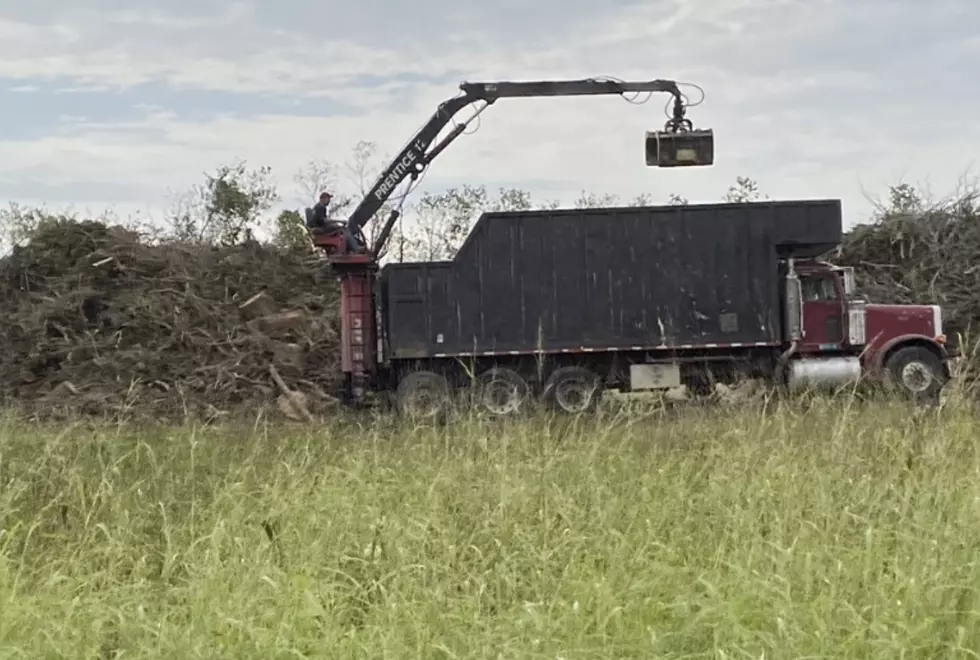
788, 259, 951, 400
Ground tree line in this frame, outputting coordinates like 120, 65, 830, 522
0, 139, 943, 263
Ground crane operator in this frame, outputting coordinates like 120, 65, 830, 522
306, 191, 333, 231
305, 190, 362, 252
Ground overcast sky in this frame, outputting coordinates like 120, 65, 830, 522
1, 0, 978, 229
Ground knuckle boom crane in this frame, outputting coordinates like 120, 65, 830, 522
310, 76, 714, 404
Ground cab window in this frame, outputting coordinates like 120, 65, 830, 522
801, 276, 838, 302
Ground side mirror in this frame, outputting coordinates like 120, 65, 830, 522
645, 129, 714, 167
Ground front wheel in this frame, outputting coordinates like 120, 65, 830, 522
884, 346, 946, 404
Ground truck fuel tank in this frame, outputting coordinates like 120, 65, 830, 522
645, 129, 714, 167
787, 356, 862, 392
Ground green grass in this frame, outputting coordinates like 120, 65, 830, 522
2, 397, 980, 658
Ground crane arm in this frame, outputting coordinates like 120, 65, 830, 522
346, 77, 705, 255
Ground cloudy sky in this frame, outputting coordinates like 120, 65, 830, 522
1, 0, 978, 229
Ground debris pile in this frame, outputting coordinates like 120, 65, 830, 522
3, 191, 979, 419
835, 194, 980, 356
0, 219, 341, 419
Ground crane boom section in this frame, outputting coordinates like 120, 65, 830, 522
345, 77, 699, 256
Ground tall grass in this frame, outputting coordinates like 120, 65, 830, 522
1, 397, 980, 658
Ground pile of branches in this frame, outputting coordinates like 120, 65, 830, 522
4, 188, 979, 419
836, 189, 980, 358
0, 218, 341, 419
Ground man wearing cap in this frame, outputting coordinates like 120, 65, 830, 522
305, 191, 362, 252
306, 191, 333, 231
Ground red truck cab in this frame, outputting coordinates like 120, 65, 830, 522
790, 260, 951, 401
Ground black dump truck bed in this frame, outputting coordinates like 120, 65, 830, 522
380, 199, 843, 359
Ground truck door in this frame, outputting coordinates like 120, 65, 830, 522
800, 273, 845, 351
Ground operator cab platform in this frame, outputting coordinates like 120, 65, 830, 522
305, 206, 349, 255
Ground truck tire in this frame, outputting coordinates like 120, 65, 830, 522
884, 345, 945, 404
396, 371, 451, 420
542, 366, 602, 414
477, 367, 530, 416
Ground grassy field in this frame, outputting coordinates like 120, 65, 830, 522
2, 396, 980, 658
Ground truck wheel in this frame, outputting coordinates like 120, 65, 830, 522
884, 346, 946, 403
542, 366, 602, 414
477, 367, 530, 416
396, 371, 451, 419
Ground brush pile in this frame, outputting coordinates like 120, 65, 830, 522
0, 218, 341, 419
2, 186, 979, 419
835, 190, 980, 358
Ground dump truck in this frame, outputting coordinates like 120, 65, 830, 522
309, 76, 953, 415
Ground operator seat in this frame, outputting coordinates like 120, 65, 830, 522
304, 207, 346, 235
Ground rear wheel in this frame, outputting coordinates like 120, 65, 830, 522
395, 371, 451, 420
476, 367, 531, 416
542, 366, 602, 414
884, 345, 946, 404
